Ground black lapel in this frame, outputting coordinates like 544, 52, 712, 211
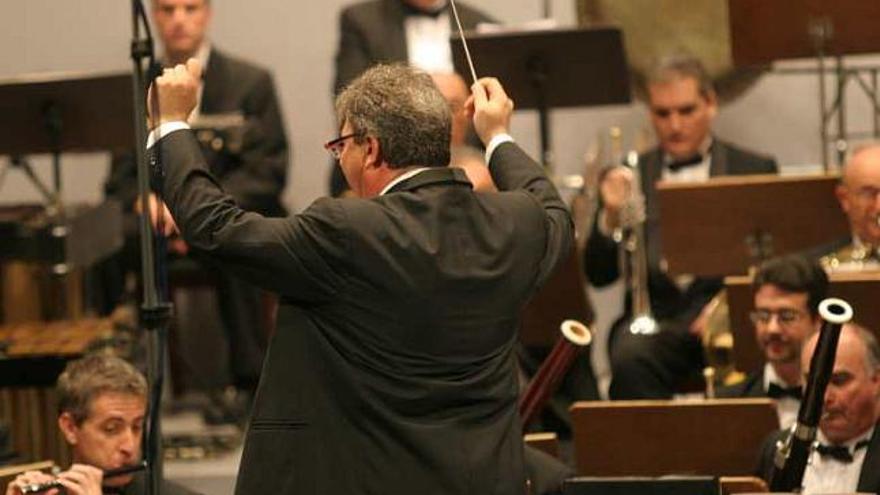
857, 425, 880, 492
385, 167, 471, 195
708, 138, 728, 177
383, 0, 409, 62
199, 48, 224, 114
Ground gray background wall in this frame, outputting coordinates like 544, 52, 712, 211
3, 0, 870, 211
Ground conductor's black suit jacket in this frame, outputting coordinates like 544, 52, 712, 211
334, 0, 493, 94
156, 130, 573, 494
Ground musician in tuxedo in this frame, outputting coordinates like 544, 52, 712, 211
584, 54, 779, 399
716, 255, 828, 429
818, 143, 880, 271
104, 0, 289, 420
330, 0, 493, 196
333, 0, 493, 94
147, 60, 572, 494
756, 323, 880, 494
4, 355, 198, 495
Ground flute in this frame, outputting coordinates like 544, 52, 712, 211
18, 461, 147, 494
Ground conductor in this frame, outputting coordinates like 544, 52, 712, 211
147, 60, 573, 494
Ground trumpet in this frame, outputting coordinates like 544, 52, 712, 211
619, 150, 658, 335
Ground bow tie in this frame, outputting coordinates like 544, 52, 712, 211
402, 2, 446, 18
667, 154, 704, 172
767, 383, 802, 400
816, 439, 870, 463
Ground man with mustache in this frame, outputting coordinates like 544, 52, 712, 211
717, 255, 827, 429
757, 323, 880, 493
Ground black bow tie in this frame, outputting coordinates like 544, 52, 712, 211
816, 439, 870, 463
402, 2, 446, 18
667, 154, 704, 172
767, 383, 803, 400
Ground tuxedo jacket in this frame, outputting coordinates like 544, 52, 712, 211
106, 48, 289, 217
584, 139, 778, 323
716, 370, 766, 398
756, 425, 880, 493
157, 130, 573, 494
333, 0, 494, 94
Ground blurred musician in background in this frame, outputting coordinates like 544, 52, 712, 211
4, 355, 198, 495
329, 0, 493, 196
717, 255, 828, 429
103, 0, 289, 423
756, 323, 880, 494
820, 143, 880, 272
333, 0, 493, 94
584, 54, 779, 399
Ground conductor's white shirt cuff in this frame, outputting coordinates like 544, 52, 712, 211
485, 133, 515, 164
146, 121, 191, 149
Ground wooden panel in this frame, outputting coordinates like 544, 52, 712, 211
571, 399, 778, 477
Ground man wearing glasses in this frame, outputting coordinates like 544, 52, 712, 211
717, 255, 828, 429
147, 61, 572, 494
821, 143, 880, 271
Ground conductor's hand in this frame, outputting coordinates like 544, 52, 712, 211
469, 77, 514, 145
148, 58, 202, 127
134, 193, 180, 238
54, 464, 103, 495
599, 166, 634, 231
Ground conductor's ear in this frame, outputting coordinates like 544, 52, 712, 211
364, 136, 382, 169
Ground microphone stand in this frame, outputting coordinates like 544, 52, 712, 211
130, 1, 173, 494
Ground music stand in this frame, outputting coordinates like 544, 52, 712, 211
727, 271, 880, 373
451, 27, 631, 171
656, 174, 849, 277
729, 0, 880, 168
570, 399, 779, 477
0, 71, 133, 201
729, 0, 880, 66
563, 476, 718, 495
520, 247, 594, 348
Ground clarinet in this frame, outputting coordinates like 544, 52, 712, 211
768, 298, 853, 492
18, 461, 147, 494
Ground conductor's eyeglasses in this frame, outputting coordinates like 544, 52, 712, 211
749, 308, 805, 326
324, 133, 360, 160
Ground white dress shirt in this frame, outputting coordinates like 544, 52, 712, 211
404, 11, 454, 73
801, 428, 874, 494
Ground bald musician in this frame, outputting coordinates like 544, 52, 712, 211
756, 323, 880, 494
819, 143, 880, 271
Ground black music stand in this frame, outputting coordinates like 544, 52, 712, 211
451, 27, 631, 171
0, 71, 133, 203
656, 174, 849, 277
